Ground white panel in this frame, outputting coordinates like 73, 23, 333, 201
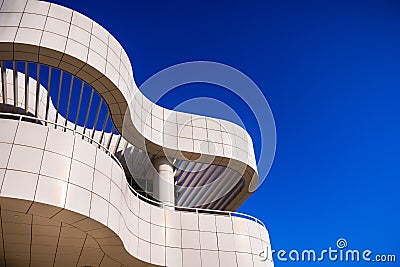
201, 250, 219, 267
20, 13, 46, 30
217, 232, 236, 252
166, 247, 182, 267
71, 11, 92, 32
219, 251, 238, 267
199, 231, 218, 250
45, 128, 74, 157
151, 205, 165, 227
109, 181, 122, 210
138, 218, 150, 242
68, 24, 90, 47
91, 21, 108, 45
165, 227, 181, 248
137, 238, 150, 263
232, 216, 249, 235
199, 214, 216, 232
0, 12, 22, 26
250, 237, 263, 255
182, 249, 201, 267
107, 203, 120, 235
65, 39, 88, 63
165, 210, 181, 229
40, 31, 67, 53
180, 212, 198, 231
151, 243, 165, 266
236, 252, 254, 267
215, 215, 233, 234
0, 119, 18, 143
151, 223, 165, 246
95, 148, 112, 178
73, 137, 96, 167
35, 175, 67, 208
69, 159, 94, 191
92, 171, 110, 201
48, 3, 73, 23
40, 151, 71, 181
181, 230, 200, 249
139, 200, 151, 222
234, 234, 252, 253
248, 220, 261, 239
14, 122, 48, 149
87, 50, 106, 73
65, 184, 91, 216
0, 0, 25, 13
1, 170, 38, 201
25, 0, 50, 15
8, 145, 43, 174
90, 193, 108, 226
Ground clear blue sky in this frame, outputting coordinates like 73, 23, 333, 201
51, 1, 400, 266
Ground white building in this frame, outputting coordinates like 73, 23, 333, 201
0, 0, 273, 266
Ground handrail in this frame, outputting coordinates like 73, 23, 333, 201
0, 112, 266, 229
0, 112, 123, 169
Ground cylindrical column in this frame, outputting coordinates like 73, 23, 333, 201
153, 156, 175, 209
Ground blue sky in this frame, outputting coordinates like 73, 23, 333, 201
51, 0, 400, 266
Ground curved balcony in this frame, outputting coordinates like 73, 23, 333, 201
0, 0, 274, 266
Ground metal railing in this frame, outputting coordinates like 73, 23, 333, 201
0, 112, 123, 169
0, 112, 266, 229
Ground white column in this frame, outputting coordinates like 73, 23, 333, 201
153, 156, 175, 209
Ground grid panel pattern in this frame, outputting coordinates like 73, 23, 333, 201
0, 119, 273, 266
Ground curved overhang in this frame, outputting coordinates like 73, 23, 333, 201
0, 0, 260, 202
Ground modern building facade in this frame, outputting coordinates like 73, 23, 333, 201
0, 0, 273, 266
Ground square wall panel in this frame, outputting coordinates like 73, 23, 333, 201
95, 148, 112, 178
181, 230, 200, 249
90, 193, 109, 226
199, 231, 218, 251
199, 214, 217, 232
92, 171, 110, 201
151, 243, 166, 266
165, 227, 181, 248
217, 232, 236, 252
234, 234, 252, 253
151, 224, 166, 246
201, 250, 219, 267
0, 119, 18, 143
64, 183, 91, 217
182, 249, 201, 267
180, 212, 198, 231
166, 247, 182, 267
236, 252, 254, 267
34, 175, 67, 208
45, 128, 74, 157
73, 137, 96, 167
232, 216, 250, 236
1, 170, 38, 201
137, 239, 151, 263
165, 209, 181, 229
69, 159, 94, 191
40, 151, 71, 181
14, 122, 48, 149
7, 144, 43, 174
215, 215, 234, 234
219, 251, 238, 267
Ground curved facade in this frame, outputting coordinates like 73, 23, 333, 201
0, 0, 274, 266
